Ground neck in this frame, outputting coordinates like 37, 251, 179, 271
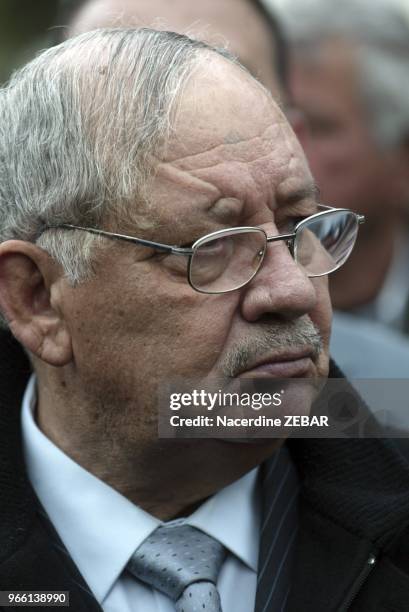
34, 371, 280, 520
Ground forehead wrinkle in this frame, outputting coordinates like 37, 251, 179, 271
165, 123, 284, 167
190, 150, 287, 194
154, 130, 284, 202
155, 161, 222, 199
153, 130, 299, 217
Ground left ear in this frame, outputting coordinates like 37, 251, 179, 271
0, 240, 73, 366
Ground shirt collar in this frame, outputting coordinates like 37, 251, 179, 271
187, 467, 260, 571
22, 375, 160, 603
21, 375, 260, 603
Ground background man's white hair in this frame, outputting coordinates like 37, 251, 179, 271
272, 0, 409, 149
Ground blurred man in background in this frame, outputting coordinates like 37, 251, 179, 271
277, 0, 409, 335
59, 0, 288, 102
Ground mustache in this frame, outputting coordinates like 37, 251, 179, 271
220, 316, 323, 377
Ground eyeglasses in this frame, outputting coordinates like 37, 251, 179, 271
45, 205, 364, 294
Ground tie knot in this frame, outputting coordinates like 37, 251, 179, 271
127, 524, 226, 601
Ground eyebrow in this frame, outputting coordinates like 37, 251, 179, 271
206, 197, 244, 222
280, 183, 321, 206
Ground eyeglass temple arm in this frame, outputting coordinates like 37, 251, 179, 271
47, 224, 194, 256
266, 233, 295, 243
47, 205, 365, 256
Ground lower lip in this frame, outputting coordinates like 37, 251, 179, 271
239, 357, 314, 378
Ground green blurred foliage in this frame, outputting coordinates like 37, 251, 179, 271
0, 0, 60, 84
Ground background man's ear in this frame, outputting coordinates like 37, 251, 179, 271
0, 240, 73, 366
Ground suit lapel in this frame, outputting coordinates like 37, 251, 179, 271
0, 332, 102, 611
1, 509, 102, 612
255, 446, 300, 612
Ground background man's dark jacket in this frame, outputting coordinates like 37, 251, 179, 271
2, 330, 409, 611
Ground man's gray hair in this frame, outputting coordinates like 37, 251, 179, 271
0, 28, 238, 302
277, 0, 409, 149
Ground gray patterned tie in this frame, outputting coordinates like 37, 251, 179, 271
127, 523, 226, 611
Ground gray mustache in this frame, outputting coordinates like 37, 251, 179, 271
221, 316, 323, 377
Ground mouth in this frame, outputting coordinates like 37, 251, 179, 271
237, 349, 316, 378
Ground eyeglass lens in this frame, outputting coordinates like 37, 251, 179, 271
295, 211, 358, 277
189, 229, 266, 293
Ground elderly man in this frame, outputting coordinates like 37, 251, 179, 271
1, 28, 409, 612
278, 0, 409, 333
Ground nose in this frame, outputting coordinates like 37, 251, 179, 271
240, 239, 318, 322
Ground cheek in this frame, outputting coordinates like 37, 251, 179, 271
67, 269, 240, 380
306, 134, 359, 180
154, 286, 240, 373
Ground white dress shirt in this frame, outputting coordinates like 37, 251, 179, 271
22, 376, 260, 612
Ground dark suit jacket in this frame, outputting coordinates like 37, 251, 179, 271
2, 331, 409, 611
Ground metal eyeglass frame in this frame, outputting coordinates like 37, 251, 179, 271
45, 204, 365, 294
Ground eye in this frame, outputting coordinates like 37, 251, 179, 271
195, 238, 228, 254
160, 252, 188, 276
277, 216, 307, 233
149, 246, 188, 275
307, 114, 343, 137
